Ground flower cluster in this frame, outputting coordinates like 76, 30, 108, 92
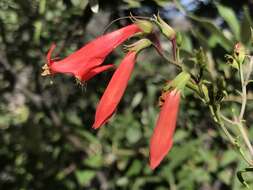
42, 17, 189, 169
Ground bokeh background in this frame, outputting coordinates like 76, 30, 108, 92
1, 0, 253, 189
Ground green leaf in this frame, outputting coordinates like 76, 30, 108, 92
75, 170, 96, 186
39, 0, 47, 14
189, 14, 233, 51
152, 0, 168, 7
116, 177, 129, 186
75, 129, 100, 144
126, 160, 142, 176
173, 129, 189, 143
167, 140, 199, 170
220, 150, 238, 167
126, 127, 141, 144
216, 3, 240, 40
12, 105, 30, 125
83, 154, 103, 168
191, 28, 209, 49
218, 169, 233, 185
123, 0, 141, 8
240, 6, 253, 45
131, 92, 143, 109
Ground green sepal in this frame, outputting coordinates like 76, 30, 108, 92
163, 71, 191, 92
125, 38, 152, 53
153, 14, 176, 40
130, 14, 153, 34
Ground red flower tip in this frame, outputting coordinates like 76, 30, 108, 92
149, 89, 180, 170
41, 43, 57, 76
47, 43, 57, 65
92, 51, 137, 129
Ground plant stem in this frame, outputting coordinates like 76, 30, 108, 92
237, 122, 253, 159
210, 105, 253, 166
239, 62, 247, 120
211, 106, 235, 144
152, 43, 182, 69
238, 61, 253, 159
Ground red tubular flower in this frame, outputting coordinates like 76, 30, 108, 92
42, 24, 142, 81
92, 51, 137, 129
149, 89, 180, 170
80, 64, 114, 81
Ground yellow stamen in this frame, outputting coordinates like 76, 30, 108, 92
41, 64, 51, 76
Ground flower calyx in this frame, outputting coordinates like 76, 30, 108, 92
124, 38, 152, 53
163, 71, 191, 92
130, 14, 153, 34
153, 14, 176, 40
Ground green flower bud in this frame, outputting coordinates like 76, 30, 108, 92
154, 14, 176, 40
201, 84, 210, 103
176, 32, 182, 47
234, 43, 246, 64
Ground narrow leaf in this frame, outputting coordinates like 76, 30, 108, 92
240, 6, 253, 45
188, 14, 233, 51
216, 3, 240, 40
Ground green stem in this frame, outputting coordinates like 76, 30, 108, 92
152, 43, 182, 69
238, 61, 253, 159
239, 62, 247, 120
210, 106, 252, 166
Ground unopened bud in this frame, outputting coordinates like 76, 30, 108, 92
155, 14, 176, 40
201, 84, 210, 103
234, 42, 245, 64
176, 32, 182, 47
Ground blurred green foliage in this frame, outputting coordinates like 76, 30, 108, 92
1, 0, 253, 189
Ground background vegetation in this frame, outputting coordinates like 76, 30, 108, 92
1, 0, 253, 189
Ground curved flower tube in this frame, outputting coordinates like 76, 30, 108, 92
92, 51, 137, 129
149, 89, 180, 170
42, 24, 142, 81
80, 64, 114, 81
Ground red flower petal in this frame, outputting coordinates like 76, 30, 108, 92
45, 24, 141, 81
80, 64, 114, 81
92, 51, 137, 129
149, 89, 180, 170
